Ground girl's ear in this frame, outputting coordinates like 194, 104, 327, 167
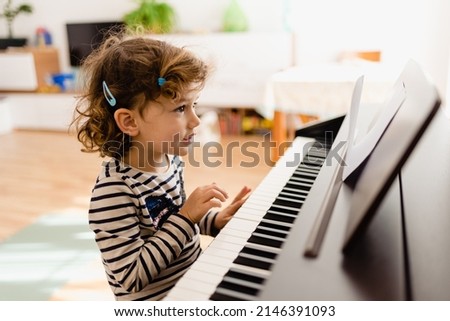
114, 108, 139, 136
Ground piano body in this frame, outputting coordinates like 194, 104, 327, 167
165, 60, 450, 300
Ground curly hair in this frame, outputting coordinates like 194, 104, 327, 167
72, 32, 210, 159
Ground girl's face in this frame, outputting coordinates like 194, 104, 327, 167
129, 84, 202, 171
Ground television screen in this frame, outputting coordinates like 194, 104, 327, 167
66, 21, 124, 67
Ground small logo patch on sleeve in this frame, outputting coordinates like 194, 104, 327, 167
145, 195, 179, 229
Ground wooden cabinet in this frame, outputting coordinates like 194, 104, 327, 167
0, 47, 60, 91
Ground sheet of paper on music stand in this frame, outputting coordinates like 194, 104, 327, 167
342, 80, 406, 181
346, 75, 364, 156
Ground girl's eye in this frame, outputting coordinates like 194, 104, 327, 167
175, 105, 186, 113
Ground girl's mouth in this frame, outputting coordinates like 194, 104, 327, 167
181, 133, 195, 144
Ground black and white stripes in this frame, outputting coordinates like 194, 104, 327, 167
88, 155, 219, 300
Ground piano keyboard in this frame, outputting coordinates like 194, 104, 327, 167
164, 136, 330, 300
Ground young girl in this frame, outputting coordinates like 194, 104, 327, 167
73, 34, 251, 301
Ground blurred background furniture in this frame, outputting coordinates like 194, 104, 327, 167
0, 47, 60, 91
264, 58, 400, 160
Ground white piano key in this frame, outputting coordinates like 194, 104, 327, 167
238, 206, 270, 215
164, 286, 210, 301
238, 252, 277, 264
222, 276, 265, 291
201, 247, 240, 260
245, 193, 278, 202
266, 209, 298, 217
213, 232, 250, 246
175, 275, 221, 295
197, 252, 235, 267
233, 211, 266, 222
244, 241, 282, 255
240, 202, 272, 211
277, 196, 304, 203
251, 232, 286, 243
208, 239, 245, 253
256, 225, 289, 236
240, 199, 273, 210
223, 217, 259, 232
218, 227, 251, 239
188, 261, 230, 276
180, 267, 219, 285
230, 262, 272, 278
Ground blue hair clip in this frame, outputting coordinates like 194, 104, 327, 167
102, 81, 117, 107
158, 77, 166, 87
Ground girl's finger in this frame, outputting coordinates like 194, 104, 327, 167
207, 198, 223, 209
210, 183, 229, 199
232, 186, 252, 203
203, 184, 228, 202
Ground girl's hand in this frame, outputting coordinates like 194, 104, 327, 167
179, 183, 228, 223
214, 186, 252, 230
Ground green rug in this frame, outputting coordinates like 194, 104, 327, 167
0, 210, 99, 300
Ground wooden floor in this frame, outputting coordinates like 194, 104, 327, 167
0, 129, 273, 300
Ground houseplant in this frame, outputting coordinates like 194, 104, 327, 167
0, 0, 33, 49
123, 0, 176, 34
222, 0, 248, 32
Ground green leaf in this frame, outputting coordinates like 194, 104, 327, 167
122, 0, 175, 34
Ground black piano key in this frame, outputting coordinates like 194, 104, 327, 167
275, 196, 304, 205
268, 205, 298, 215
252, 231, 285, 243
254, 227, 287, 239
234, 255, 273, 271
292, 170, 318, 179
275, 192, 304, 199
210, 292, 244, 301
256, 224, 290, 236
285, 182, 312, 191
279, 190, 307, 200
293, 171, 318, 180
265, 209, 298, 218
241, 246, 278, 259
273, 198, 302, 208
216, 280, 261, 296
264, 212, 296, 224
294, 167, 319, 175
290, 175, 316, 184
247, 235, 284, 248
261, 218, 294, 230
289, 178, 315, 187
305, 155, 325, 162
224, 269, 266, 284
288, 181, 314, 190
297, 164, 321, 174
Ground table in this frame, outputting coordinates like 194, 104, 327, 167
262, 62, 400, 160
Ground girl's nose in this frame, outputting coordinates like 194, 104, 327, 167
188, 110, 201, 129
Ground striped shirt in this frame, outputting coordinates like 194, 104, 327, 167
88, 155, 219, 300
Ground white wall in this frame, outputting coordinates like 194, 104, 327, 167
2, 0, 450, 105
288, 0, 450, 105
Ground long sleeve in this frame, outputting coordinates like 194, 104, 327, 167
88, 157, 203, 301
198, 209, 220, 237
89, 177, 200, 296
